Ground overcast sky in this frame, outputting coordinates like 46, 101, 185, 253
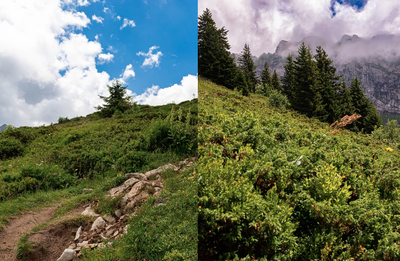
198, 0, 400, 56
0, 0, 197, 127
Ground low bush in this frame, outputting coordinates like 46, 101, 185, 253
0, 137, 24, 159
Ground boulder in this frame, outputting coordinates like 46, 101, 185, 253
108, 185, 126, 198
91, 217, 106, 231
81, 206, 99, 217
56, 249, 76, 261
123, 177, 140, 189
103, 214, 116, 223
126, 181, 146, 198
125, 173, 147, 181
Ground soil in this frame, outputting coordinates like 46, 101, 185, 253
0, 204, 86, 261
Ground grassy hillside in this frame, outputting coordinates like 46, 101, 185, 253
198, 77, 400, 260
0, 100, 198, 260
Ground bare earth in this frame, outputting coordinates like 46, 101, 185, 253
0, 204, 86, 261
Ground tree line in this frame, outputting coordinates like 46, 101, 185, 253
198, 8, 382, 133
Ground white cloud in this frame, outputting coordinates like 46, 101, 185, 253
92, 14, 104, 23
103, 7, 110, 13
199, 0, 400, 55
121, 64, 135, 80
98, 53, 114, 64
77, 0, 90, 6
0, 0, 111, 126
136, 46, 163, 68
133, 75, 198, 106
120, 18, 136, 29
116, 15, 121, 20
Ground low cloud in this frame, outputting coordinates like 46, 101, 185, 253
199, 0, 400, 56
133, 75, 198, 106
92, 14, 104, 23
98, 52, 114, 64
136, 46, 163, 68
120, 18, 136, 29
0, 0, 110, 126
121, 64, 135, 80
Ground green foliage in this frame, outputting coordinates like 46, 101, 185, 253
260, 60, 272, 88
199, 78, 400, 260
372, 119, 400, 145
267, 89, 290, 110
0, 137, 24, 159
58, 116, 70, 124
271, 69, 281, 91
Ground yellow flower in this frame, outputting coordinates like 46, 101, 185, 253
386, 147, 393, 152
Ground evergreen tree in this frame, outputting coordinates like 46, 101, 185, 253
349, 76, 382, 133
238, 44, 258, 93
260, 60, 272, 87
234, 67, 250, 96
271, 69, 281, 91
337, 80, 354, 118
96, 80, 132, 118
314, 46, 341, 123
281, 54, 296, 103
292, 43, 321, 118
198, 9, 237, 90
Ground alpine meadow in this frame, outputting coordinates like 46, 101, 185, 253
198, 8, 400, 260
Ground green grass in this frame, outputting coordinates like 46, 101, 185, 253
198, 77, 400, 260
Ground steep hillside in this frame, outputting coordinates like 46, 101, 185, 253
0, 100, 198, 260
198, 77, 400, 260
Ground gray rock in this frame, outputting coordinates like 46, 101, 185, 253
74, 226, 82, 241
125, 173, 147, 181
91, 217, 106, 231
123, 177, 140, 189
103, 214, 116, 223
115, 210, 122, 218
56, 249, 76, 261
81, 206, 99, 217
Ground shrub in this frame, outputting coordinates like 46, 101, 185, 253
0, 137, 24, 159
372, 119, 400, 144
268, 89, 290, 109
58, 117, 70, 124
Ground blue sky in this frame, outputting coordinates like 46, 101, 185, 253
78, 0, 197, 94
0, 0, 197, 127
331, 0, 367, 16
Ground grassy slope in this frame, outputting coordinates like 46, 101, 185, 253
0, 100, 198, 260
198, 77, 400, 260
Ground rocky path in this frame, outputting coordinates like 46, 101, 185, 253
0, 205, 60, 261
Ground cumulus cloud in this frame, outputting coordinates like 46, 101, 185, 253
0, 0, 110, 126
136, 46, 163, 68
133, 75, 198, 106
120, 18, 136, 29
121, 64, 135, 80
98, 53, 114, 64
92, 14, 104, 23
199, 0, 400, 56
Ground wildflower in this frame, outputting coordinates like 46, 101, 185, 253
386, 147, 393, 152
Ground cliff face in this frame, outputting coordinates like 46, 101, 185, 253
237, 34, 400, 114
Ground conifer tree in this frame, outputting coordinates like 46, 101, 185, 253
271, 69, 281, 91
349, 76, 382, 133
96, 80, 131, 118
314, 46, 341, 123
281, 54, 296, 103
198, 9, 237, 90
292, 43, 321, 118
238, 44, 258, 93
260, 60, 272, 87
234, 67, 250, 96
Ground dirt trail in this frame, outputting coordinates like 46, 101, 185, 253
0, 204, 86, 261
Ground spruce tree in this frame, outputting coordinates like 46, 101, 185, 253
271, 69, 281, 91
260, 60, 272, 87
314, 46, 341, 123
234, 67, 250, 96
282, 54, 296, 103
292, 43, 321, 118
238, 44, 258, 93
198, 9, 237, 90
96, 80, 131, 118
349, 76, 382, 133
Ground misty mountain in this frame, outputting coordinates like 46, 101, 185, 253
0, 124, 7, 132
233, 34, 400, 114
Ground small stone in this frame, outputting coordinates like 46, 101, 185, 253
115, 210, 122, 218
74, 246, 81, 252
81, 206, 99, 217
123, 224, 130, 234
74, 226, 82, 241
91, 217, 106, 231
56, 249, 76, 261
106, 229, 115, 237
103, 214, 116, 223
82, 188, 93, 194
113, 230, 119, 237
